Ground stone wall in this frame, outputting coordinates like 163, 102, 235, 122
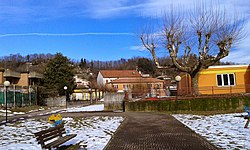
45, 96, 66, 107
104, 92, 125, 111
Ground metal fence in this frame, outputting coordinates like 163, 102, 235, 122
0, 85, 37, 107
179, 84, 250, 96
128, 84, 250, 99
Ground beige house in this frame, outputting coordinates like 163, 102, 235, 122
0, 68, 43, 87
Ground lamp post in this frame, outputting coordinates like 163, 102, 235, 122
89, 88, 92, 104
175, 75, 181, 112
4, 81, 10, 125
64, 86, 68, 109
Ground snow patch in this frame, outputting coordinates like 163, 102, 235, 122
173, 113, 250, 149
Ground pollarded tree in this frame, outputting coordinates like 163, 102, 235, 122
43, 53, 75, 96
139, 3, 246, 94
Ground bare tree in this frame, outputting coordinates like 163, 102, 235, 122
139, 2, 246, 94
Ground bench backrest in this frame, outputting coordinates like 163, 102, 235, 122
34, 124, 66, 147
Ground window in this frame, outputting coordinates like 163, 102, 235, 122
113, 85, 118, 89
216, 74, 235, 86
147, 84, 152, 89
123, 84, 129, 89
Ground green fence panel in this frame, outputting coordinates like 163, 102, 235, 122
7, 91, 14, 104
23, 93, 29, 106
31, 93, 37, 105
0, 92, 4, 104
15, 92, 23, 107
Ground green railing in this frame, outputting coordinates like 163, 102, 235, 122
0, 91, 37, 107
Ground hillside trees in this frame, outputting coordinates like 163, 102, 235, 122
137, 58, 156, 75
139, 2, 246, 94
42, 53, 75, 96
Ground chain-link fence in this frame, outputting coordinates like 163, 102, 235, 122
0, 85, 37, 107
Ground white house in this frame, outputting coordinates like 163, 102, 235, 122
97, 70, 141, 87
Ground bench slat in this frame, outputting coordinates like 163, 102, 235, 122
37, 131, 66, 144
44, 134, 77, 149
34, 124, 64, 136
38, 128, 65, 142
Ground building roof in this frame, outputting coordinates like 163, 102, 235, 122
4, 69, 21, 78
110, 77, 164, 84
100, 70, 141, 78
208, 65, 249, 69
29, 71, 43, 79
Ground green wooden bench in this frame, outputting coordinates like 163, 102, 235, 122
34, 124, 77, 150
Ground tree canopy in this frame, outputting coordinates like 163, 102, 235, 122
42, 53, 75, 96
139, 2, 246, 93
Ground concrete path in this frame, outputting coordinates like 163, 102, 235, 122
105, 112, 218, 150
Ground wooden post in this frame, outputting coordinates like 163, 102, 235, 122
13, 85, 16, 108
244, 117, 250, 128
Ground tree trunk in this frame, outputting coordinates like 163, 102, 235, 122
190, 73, 199, 95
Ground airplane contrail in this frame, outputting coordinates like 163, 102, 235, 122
0, 32, 134, 37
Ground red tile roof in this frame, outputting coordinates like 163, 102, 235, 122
100, 70, 141, 78
110, 78, 164, 84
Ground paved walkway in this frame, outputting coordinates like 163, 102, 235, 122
105, 112, 218, 150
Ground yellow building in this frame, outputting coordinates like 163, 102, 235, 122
179, 65, 250, 95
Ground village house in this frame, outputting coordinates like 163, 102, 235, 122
97, 70, 141, 87
97, 70, 166, 98
0, 68, 43, 87
178, 65, 250, 95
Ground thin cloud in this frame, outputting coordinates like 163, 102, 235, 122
0, 32, 134, 38
129, 45, 147, 51
0, 0, 249, 21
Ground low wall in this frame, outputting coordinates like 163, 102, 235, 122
126, 95, 250, 112
104, 92, 125, 111
45, 96, 66, 107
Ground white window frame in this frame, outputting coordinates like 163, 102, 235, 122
216, 73, 236, 87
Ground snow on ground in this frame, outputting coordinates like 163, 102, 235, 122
0, 116, 124, 150
173, 113, 250, 149
66, 104, 104, 112
0, 104, 105, 117
0, 104, 123, 150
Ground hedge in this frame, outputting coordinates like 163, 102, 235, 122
126, 95, 250, 112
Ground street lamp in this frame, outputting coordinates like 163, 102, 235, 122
64, 86, 68, 109
175, 75, 181, 112
88, 88, 92, 104
4, 81, 10, 125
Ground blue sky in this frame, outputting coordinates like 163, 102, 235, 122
0, 0, 249, 63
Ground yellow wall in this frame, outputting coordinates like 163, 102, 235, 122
198, 65, 250, 94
